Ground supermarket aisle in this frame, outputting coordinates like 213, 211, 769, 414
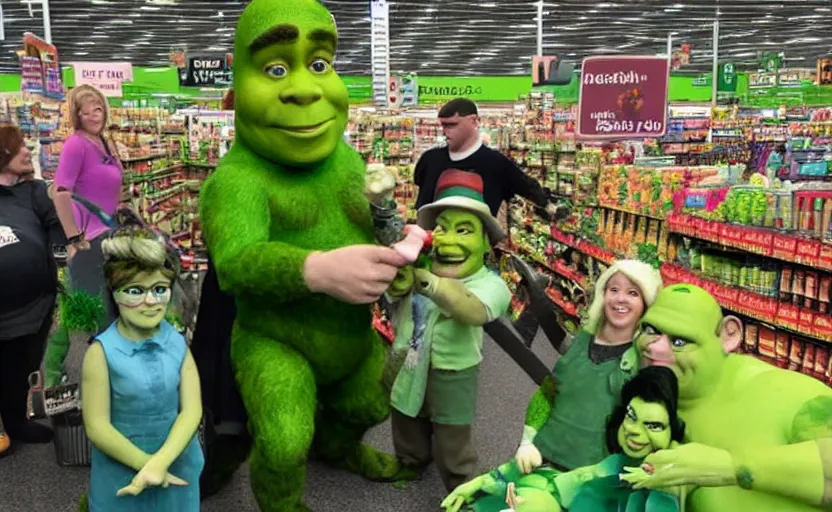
0, 330, 557, 512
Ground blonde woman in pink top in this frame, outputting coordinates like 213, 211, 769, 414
45, 85, 124, 386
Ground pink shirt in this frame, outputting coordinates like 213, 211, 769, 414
54, 133, 123, 241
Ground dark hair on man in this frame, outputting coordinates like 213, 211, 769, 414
604, 365, 685, 454
438, 98, 478, 118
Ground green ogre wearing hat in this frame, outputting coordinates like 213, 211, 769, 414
386, 169, 511, 493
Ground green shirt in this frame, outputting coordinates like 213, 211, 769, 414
430, 266, 511, 370
533, 330, 637, 470
389, 266, 511, 419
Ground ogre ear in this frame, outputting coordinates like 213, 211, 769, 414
719, 315, 743, 354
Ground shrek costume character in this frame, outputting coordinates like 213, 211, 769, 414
198, 1, 410, 509
626, 284, 832, 511
442, 366, 684, 512
517, 260, 662, 474
387, 170, 512, 492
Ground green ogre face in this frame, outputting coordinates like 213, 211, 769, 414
616, 396, 672, 459
234, 0, 348, 168
635, 285, 729, 401
431, 209, 488, 279
113, 270, 173, 332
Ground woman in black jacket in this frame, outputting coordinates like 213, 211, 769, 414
0, 125, 66, 457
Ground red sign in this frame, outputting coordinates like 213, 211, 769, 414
577, 56, 670, 139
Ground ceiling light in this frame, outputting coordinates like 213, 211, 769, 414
139, 5, 160, 10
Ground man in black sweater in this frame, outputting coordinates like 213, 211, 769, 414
415, 98, 562, 218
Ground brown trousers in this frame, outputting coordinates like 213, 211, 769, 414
391, 407, 477, 492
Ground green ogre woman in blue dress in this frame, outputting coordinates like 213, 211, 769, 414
81, 224, 204, 511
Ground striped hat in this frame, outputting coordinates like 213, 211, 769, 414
417, 169, 505, 244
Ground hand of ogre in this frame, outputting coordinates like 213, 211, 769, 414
413, 268, 440, 298
624, 443, 737, 490
304, 245, 409, 304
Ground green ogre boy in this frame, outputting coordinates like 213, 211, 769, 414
386, 169, 512, 492
625, 284, 832, 511
198, 1, 410, 510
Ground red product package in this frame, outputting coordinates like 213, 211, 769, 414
741, 228, 774, 257
719, 223, 743, 248
772, 234, 798, 261
795, 239, 821, 267
813, 315, 832, 343
775, 332, 791, 368
801, 343, 817, 377
757, 295, 779, 323
758, 326, 777, 360
789, 339, 806, 371
776, 303, 800, 332
819, 243, 832, 272
799, 309, 816, 336
814, 346, 830, 380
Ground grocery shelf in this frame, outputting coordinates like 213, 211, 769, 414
667, 213, 832, 272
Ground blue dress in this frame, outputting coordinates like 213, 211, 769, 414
88, 320, 204, 512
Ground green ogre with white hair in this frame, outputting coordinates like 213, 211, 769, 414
197, 0, 402, 510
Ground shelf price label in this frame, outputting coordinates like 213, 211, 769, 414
577, 56, 669, 140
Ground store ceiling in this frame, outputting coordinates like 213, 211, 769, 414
0, 0, 829, 76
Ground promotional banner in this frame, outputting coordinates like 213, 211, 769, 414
577, 56, 669, 139
20, 32, 63, 99
70, 62, 133, 97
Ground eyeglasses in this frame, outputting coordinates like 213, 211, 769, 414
113, 284, 172, 307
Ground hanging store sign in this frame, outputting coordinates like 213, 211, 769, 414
182, 56, 229, 87
718, 63, 737, 93
20, 32, 63, 99
370, 0, 390, 106
577, 56, 669, 140
778, 69, 802, 88
749, 72, 777, 89
70, 62, 133, 97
